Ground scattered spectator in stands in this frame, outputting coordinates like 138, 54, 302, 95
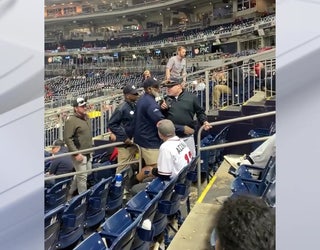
63, 97, 93, 195
143, 70, 151, 81
190, 63, 197, 73
193, 77, 206, 91
265, 73, 276, 93
161, 77, 211, 157
108, 84, 140, 173
254, 61, 266, 79
139, 69, 152, 87
45, 139, 74, 188
133, 77, 164, 168
192, 77, 206, 107
213, 195, 275, 250
254, 61, 266, 89
225, 61, 244, 104
212, 67, 230, 109
131, 119, 192, 194
166, 46, 187, 86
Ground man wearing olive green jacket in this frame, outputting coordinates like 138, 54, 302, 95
63, 97, 93, 195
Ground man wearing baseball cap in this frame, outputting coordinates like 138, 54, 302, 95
63, 96, 93, 196
160, 77, 212, 157
108, 84, 140, 173
133, 77, 164, 168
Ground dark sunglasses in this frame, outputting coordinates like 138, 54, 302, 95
78, 99, 86, 104
166, 84, 178, 89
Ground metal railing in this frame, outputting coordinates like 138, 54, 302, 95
44, 56, 275, 147
196, 110, 276, 196
45, 111, 275, 200
44, 141, 142, 181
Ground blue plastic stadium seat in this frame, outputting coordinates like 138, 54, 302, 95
146, 177, 178, 238
85, 177, 113, 228
45, 205, 65, 250
100, 208, 142, 250
106, 168, 130, 215
73, 232, 108, 250
126, 191, 163, 250
56, 190, 91, 249
45, 178, 72, 212
201, 126, 230, 182
231, 156, 276, 197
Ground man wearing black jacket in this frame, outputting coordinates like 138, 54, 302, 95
108, 84, 139, 172
161, 77, 212, 156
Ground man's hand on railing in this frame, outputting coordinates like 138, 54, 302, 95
203, 121, 212, 131
109, 132, 116, 142
124, 138, 133, 145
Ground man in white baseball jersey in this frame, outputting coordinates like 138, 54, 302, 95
130, 119, 192, 194
153, 119, 192, 179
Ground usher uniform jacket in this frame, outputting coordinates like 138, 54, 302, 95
108, 100, 136, 143
163, 90, 208, 138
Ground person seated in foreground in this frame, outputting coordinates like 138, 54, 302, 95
212, 195, 275, 250
130, 119, 192, 194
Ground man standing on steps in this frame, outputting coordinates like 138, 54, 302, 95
64, 96, 93, 196
166, 46, 187, 87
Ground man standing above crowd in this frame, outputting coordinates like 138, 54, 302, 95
64, 97, 93, 195
133, 77, 164, 167
166, 46, 187, 85
108, 84, 140, 173
161, 77, 212, 157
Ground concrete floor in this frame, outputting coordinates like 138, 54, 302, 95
167, 158, 237, 250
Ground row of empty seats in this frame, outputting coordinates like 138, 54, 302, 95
45, 156, 200, 249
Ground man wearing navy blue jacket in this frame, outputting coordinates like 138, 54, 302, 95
133, 77, 164, 167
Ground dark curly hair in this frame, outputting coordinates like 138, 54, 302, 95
215, 195, 275, 250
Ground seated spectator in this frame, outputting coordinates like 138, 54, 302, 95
143, 70, 151, 81
45, 139, 74, 187
139, 69, 152, 87
240, 133, 276, 168
213, 195, 275, 250
131, 119, 192, 194
212, 67, 230, 109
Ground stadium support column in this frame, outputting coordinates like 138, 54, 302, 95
162, 12, 171, 30
237, 40, 241, 53
232, 0, 238, 14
